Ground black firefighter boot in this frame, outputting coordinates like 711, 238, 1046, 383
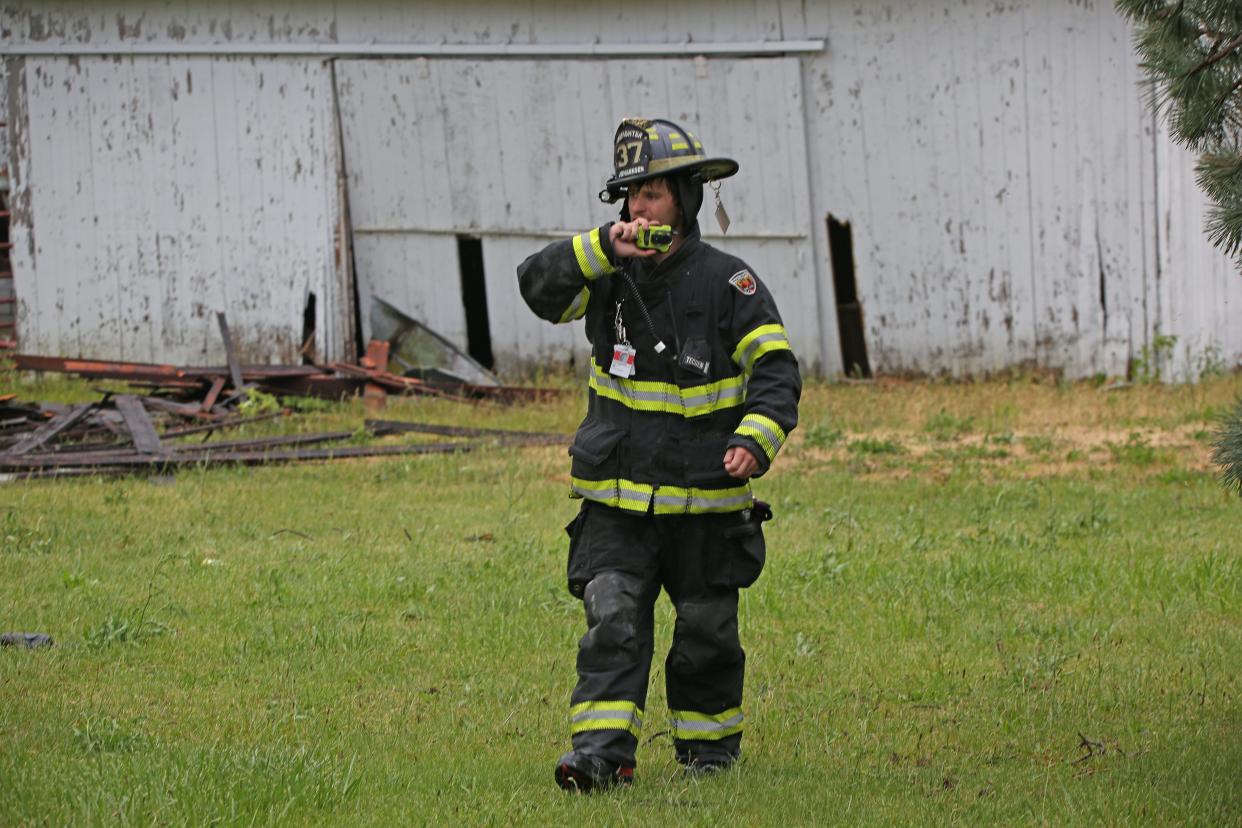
554, 751, 634, 793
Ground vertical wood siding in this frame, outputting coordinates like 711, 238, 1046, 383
3, 0, 1237, 379
336, 56, 820, 373
7, 55, 349, 364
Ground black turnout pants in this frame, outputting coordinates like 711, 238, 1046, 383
564, 500, 766, 767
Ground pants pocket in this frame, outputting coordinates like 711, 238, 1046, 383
709, 511, 767, 589
565, 505, 593, 599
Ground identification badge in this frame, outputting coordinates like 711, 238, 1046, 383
609, 343, 637, 378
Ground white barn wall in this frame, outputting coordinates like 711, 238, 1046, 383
803, 0, 1166, 378
2, 0, 1238, 379
3, 54, 351, 364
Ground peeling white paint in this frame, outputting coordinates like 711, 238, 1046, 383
8, 55, 349, 364
336, 56, 819, 372
1, 0, 1237, 379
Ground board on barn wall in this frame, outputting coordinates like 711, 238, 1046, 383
1155, 132, 1242, 381
0, 62, 8, 167
6, 55, 350, 364
335, 56, 822, 373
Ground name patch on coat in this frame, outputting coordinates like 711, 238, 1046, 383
679, 352, 710, 375
729, 269, 757, 296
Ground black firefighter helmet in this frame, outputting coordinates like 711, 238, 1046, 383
598, 117, 739, 204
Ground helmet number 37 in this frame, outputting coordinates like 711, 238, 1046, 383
617, 141, 643, 167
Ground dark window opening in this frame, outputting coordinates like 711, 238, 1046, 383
457, 236, 494, 369
300, 291, 317, 365
349, 242, 364, 363
827, 215, 871, 379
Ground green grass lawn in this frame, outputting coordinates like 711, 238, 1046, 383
2, 372, 1241, 825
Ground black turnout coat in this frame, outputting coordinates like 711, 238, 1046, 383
517, 221, 801, 516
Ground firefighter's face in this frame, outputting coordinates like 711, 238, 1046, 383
627, 179, 682, 230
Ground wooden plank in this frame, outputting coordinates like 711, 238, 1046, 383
113, 395, 164, 455
215, 311, 245, 391
2, 402, 93, 456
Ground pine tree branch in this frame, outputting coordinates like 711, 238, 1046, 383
1119, 0, 1242, 272
1211, 396, 1242, 496
1187, 31, 1242, 77
1154, 1, 1184, 22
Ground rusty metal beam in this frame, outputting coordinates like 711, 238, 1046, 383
162, 411, 290, 439
13, 354, 183, 381
200, 377, 226, 413
0, 440, 474, 471
364, 419, 567, 445
181, 365, 324, 380
138, 396, 220, 420
254, 375, 364, 399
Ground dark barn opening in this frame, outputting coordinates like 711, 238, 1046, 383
457, 236, 494, 369
827, 215, 871, 378
300, 291, 317, 364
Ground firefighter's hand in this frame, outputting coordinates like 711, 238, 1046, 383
724, 446, 759, 479
609, 219, 658, 259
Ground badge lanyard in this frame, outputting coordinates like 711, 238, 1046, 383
609, 301, 637, 378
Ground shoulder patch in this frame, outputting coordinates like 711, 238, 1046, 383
729, 269, 757, 296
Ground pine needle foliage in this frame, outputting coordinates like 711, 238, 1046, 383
1211, 395, 1242, 495
1116, 1, 1242, 266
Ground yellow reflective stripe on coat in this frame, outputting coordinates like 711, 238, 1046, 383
571, 228, 614, 280
588, 363, 745, 417
732, 324, 792, 375
571, 700, 644, 737
735, 413, 787, 462
570, 477, 654, 511
670, 707, 744, 741
558, 287, 590, 323
652, 484, 754, 514
571, 477, 753, 514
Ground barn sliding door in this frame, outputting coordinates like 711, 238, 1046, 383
336, 57, 821, 374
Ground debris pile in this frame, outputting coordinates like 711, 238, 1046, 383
10, 308, 561, 406
0, 390, 566, 480
10, 346, 555, 406
1, 311, 568, 479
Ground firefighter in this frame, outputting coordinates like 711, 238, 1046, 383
517, 117, 801, 792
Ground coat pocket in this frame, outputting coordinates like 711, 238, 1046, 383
682, 433, 732, 486
568, 415, 627, 467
